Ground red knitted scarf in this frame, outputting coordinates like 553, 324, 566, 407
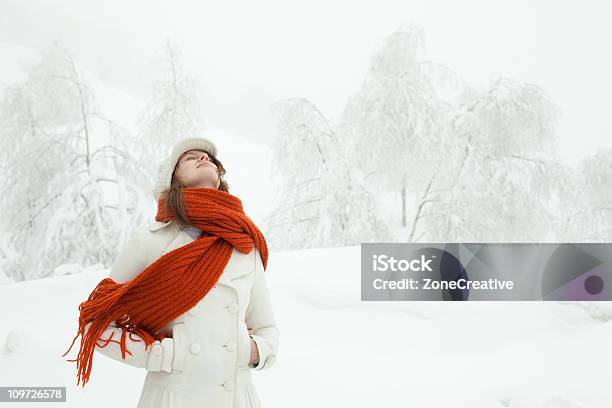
62, 187, 268, 387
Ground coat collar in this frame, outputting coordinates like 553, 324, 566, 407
149, 220, 174, 232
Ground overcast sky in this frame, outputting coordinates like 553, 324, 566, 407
1, 0, 611, 163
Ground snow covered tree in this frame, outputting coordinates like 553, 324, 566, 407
339, 25, 462, 234
264, 97, 389, 251
136, 39, 205, 187
0, 44, 146, 281
421, 78, 563, 242
559, 149, 612, 242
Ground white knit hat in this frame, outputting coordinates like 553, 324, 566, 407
152, 137, 218, 201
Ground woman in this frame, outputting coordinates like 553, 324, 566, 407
63, 137, 280, 408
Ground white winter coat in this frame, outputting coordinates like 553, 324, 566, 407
92, 219, 280, 408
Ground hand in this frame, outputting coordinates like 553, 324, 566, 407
248, 327, 260, 366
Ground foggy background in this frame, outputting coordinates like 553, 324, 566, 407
1, 0, 611, 282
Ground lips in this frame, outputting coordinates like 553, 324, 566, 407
197, 162, 212, 168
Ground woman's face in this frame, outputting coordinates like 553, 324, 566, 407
173, 149, 221, 189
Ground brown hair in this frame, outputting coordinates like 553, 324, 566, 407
163, 149, 229, 229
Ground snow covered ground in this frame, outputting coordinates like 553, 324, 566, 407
1, 245, 612, 408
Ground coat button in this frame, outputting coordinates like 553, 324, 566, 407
190, 343, 201, 355
151, 343, 163, 356
223, 380, 235, 392
225, 341, 236, 352
227, 302, 238, 314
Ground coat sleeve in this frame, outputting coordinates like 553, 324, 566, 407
245, 248, 280, 370
92, 226, 176, 373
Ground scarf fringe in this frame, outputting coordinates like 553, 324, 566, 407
61, 278, 159, 387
